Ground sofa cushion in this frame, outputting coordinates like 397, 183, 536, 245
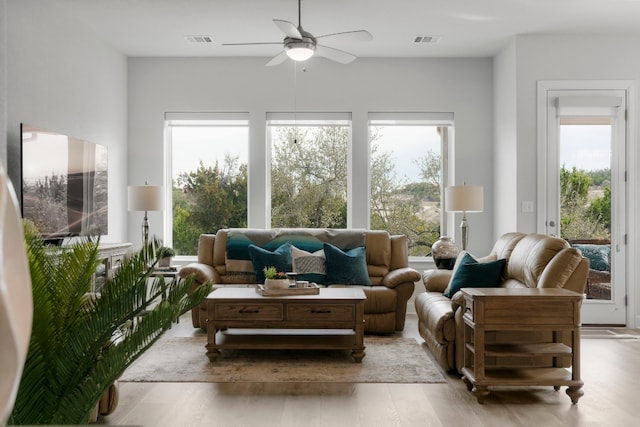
291, 245, 327, 284
443, 252, 506, 298
324, 243, 372, 285
248, 242, 292, 283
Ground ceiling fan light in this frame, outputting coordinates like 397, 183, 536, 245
285, 42, 316, 61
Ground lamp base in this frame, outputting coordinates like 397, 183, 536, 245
142, 211, 149, 247
460, 214, 469, 251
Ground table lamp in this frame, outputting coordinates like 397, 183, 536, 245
127, 183, 164, 247
445, 183, 483, 251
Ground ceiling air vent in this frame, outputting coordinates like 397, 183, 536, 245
184, 35, 214, 43
413, 35, 441, 44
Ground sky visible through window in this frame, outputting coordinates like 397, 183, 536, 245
171, 125, 249, 182
560, 125, 611, 171
373, 125, 441, 184
171, 124, 439, 184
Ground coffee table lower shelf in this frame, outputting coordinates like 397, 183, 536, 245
207, 328, 365, 362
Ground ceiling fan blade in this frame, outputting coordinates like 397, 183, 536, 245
222, 42, 282, 46
316, 30, 373, 42
266, 51, 289, 67
273, 19, 302, 39
315, 45, 357, 64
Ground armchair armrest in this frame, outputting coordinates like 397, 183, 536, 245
423, 269, 452, 293
381, 267, 421, 289
179, 262, 217, 285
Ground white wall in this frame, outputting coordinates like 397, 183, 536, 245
511, 34, 640, 327
0, 0, 6, 168
6, 0, 128, 243
493, 40, 518, 238
127, 56, 495, 253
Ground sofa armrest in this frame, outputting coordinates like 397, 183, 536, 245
422, 269, 452, 293
179, 262, 217, 285
450, 290, 466, 312
380, 267, 421, 289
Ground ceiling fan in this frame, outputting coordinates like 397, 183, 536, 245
222, 0, 373, 66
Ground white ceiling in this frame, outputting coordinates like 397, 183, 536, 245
56, 0, 640, 59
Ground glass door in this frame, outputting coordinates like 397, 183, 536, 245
543, 88, 627, 325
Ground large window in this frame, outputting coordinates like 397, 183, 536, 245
267, 113, 350, 228
368, 114, 452, 256
165, 113, 249, 255
163, 112, 453, 258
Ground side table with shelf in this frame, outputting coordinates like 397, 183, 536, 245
460, 288, 584, 404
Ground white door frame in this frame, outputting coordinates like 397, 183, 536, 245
537, 80, 637, 327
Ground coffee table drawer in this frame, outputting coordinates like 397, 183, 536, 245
287, 304, 354, 322
215, 303, 283, 321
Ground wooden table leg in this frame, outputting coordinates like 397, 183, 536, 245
566, 385, 584, 404
205, 307, 220, 362
352, 348, 365, 362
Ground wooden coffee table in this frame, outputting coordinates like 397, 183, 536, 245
205, 287, 366, 362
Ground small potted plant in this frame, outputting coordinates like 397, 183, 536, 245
263, 266, 289, 289
157, 246, 176, 267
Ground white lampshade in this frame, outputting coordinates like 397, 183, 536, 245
128, 185, 164, 211
445, 185, 484, 213
285, 42, 316, 61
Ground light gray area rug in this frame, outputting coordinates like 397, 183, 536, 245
120, 334, 446, 384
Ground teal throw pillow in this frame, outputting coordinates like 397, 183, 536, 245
248, 242, 292, 284
443, 252, 506, 298
323, 243, 371, 286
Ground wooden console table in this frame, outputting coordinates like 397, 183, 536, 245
206, 287, 366, 362
460, 288, 584, 404
94, 243, 132, 293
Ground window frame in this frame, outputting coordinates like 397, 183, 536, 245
367, 112, 455, 246
163, 111, 454, 260
164, 112, 250, 251
266, 112, 352, 228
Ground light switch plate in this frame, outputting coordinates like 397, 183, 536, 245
522, 201, 534, 213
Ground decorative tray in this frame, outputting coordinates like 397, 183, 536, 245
255, 283, 320, 296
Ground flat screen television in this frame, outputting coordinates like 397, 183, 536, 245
20, 124, 108, 242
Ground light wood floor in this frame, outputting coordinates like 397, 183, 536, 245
99, 314, 640, 427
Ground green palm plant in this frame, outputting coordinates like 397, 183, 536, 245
9, 222, 211, 425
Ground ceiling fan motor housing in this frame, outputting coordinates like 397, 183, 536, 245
284, 32, 317, 61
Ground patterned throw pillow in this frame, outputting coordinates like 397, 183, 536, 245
291, 245, 327, 284
573, 244, 610, 272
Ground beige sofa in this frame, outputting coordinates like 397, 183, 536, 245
415, 232, 589, 373
180, 228, 421, 334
